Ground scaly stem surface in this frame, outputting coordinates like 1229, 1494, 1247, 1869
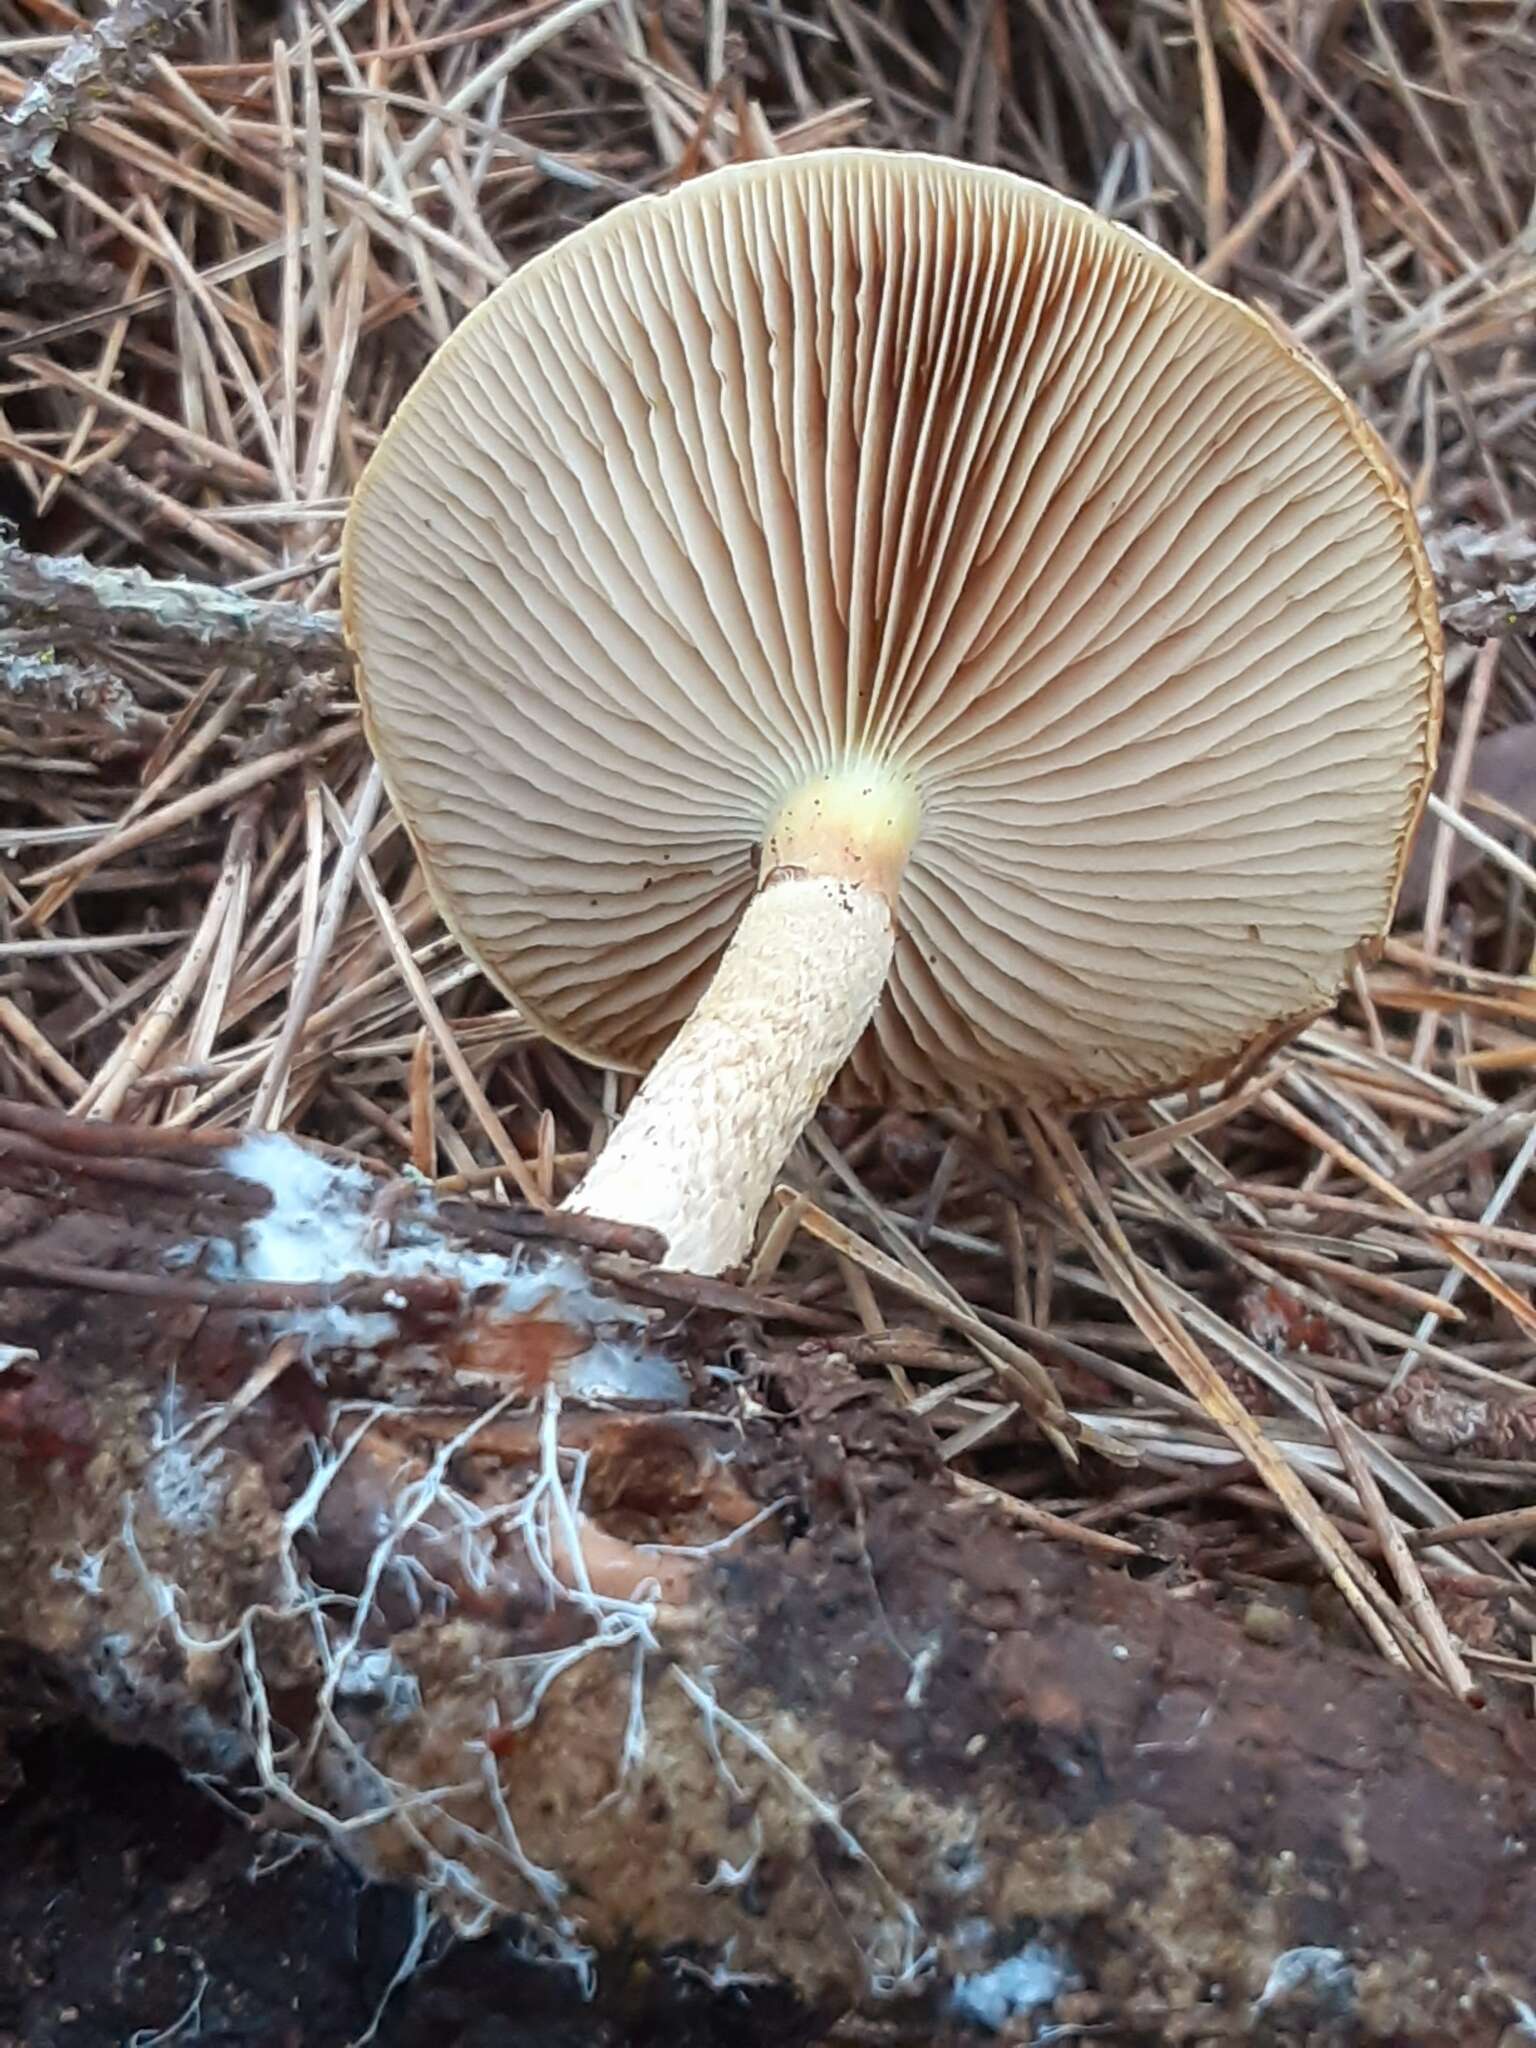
565, 872, 894, 1273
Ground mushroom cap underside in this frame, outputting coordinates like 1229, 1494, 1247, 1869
341, 148, 1441, 1110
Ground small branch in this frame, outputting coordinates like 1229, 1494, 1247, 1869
0, 528, 345, 670
0, 0, 209, 208
0, 1253, 462, 1319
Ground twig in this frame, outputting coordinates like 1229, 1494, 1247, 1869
0, 0, 209, 208
1314, 1384, 1477, 1700
0, 528, 345, 669
246, 765, 382, 1131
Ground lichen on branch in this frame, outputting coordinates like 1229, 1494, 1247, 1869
0, 526, 345, 671
1, 0, 210, 209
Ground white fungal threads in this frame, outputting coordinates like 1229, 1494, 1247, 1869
186, 1131, 684, 1400
1257, 1946, 1354, 2012
109, 1369, 664, 1965
131, 1135, 935, 1992
113, 1372, 929, 1999
950, 1941, 1076, 2030
115, 1142, 683, 1940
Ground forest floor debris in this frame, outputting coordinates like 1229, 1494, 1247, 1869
2, 0, 1535, 2040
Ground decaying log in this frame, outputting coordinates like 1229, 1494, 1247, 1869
1, 1102, 1534, 2045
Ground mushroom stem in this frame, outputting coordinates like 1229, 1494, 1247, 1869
565, 874, 895, 1274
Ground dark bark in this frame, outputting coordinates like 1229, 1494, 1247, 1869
1, 1103, 1533, 2044
0, 1721, 815, 2048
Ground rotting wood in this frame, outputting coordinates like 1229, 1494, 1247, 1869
0, 1110, 1533, 2046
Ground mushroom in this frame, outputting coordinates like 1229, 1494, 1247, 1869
340, 150, 1441, 1276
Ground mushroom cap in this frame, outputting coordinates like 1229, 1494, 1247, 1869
341, 149, 1441, 1110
